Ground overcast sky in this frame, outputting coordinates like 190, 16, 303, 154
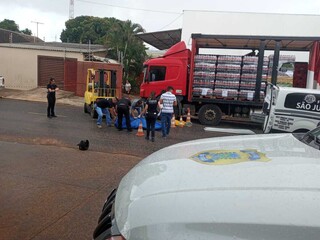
0, 0, 320, 42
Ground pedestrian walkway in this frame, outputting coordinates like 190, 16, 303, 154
0, 87, 83, 107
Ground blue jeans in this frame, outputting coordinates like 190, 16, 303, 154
161, 112, 172, 137
95, 105, 111, 126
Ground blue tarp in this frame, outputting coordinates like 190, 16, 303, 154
114, 117, 162, 129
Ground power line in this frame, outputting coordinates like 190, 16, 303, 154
76, 0, 181, 15
160, 13, 183, 30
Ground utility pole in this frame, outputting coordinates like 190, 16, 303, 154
69, 0, 75, 19
31, 21, 44, 42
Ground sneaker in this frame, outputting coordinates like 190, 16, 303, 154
47, 115, 52, 118
127, 129, 133, 132
97, 125, 102, 129
151, 138, 155, 142
51, 115, 57, 117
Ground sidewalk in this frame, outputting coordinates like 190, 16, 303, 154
0, 87, 83, 107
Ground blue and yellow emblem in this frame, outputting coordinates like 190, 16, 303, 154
190, 149, 270, 165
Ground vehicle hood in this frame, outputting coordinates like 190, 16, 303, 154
115, 134, 320, 240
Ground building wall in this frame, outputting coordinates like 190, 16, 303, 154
76, 61, 123, 98
182, 11, 320, 43
0, 47, 83, 90
182, 11, 320, 61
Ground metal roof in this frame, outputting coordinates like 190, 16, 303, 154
135, 29, 182, 50
0, 42, 107, 53
191, 34, 320, 51
0, 28, 43, 43
135, 28, 320, 52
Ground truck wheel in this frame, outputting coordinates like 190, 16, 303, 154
84, 103, 89, 113
198, 104, 222, 125
174, 100, 183, 117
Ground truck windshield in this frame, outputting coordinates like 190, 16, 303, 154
143, 66, 166, 83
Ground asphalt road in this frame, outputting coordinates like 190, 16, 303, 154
0, 99, 262, 240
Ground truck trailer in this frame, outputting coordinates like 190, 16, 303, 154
140, 34, 320, 125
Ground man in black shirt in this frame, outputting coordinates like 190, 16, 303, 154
47, 78, 59, 118
95, 98, 118, 128
116, 97, 132, 132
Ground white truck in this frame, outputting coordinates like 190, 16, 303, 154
258, 84, 320, 133
93, 127, 320, 240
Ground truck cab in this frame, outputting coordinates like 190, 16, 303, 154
263, 84, 320, 133
140, 42, 190, 102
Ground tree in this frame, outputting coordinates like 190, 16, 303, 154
60, 16, 109, 44
0, 19, 32, 35
0, 19, 19, 32
20, 28, 32, 35
105, 20, 147, 86
61, 16, 147, 90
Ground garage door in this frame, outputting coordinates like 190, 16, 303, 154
38, 56, 64, 89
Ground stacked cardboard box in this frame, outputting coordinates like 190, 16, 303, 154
193, 55, 216, 96
214, 56, 242, 98
192, 54, 270, 101
239, 56, 268, 100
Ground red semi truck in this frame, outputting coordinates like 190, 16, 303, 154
139, 34, 320, 125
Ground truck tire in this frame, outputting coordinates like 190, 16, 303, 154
198, 104, 222, 126
174, 96, 183, 117
174, 100, 182, 117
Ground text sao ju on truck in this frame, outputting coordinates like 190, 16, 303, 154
139, 34, 320, 126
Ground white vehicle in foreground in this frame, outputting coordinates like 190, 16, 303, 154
93, 127, 320, 240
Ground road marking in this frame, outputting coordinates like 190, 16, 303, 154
204, 127, 256, 135
28, 112, 67, 118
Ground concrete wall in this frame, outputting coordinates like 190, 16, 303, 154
182, 11, 320, 61
0, 47, 83, 90
76, 62, 123, 98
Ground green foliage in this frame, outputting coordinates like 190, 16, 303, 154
0, 19, 32, 36
60, 16, 109, 44
0, 19, 19, 32
60, 16, 147, 90
105, 19, 147, 81
20, 28, 32, 35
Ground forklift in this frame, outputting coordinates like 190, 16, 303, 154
84, 68, 118, 118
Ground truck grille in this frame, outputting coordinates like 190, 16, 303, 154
93, 188, 121, 240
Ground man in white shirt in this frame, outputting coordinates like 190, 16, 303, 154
159, 86, 177, 138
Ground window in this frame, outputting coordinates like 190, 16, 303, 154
149, 66, 166, 82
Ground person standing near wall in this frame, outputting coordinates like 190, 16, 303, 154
125, 80, 131, 94
159, 86, 177, 138
47, 77, 59, 118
